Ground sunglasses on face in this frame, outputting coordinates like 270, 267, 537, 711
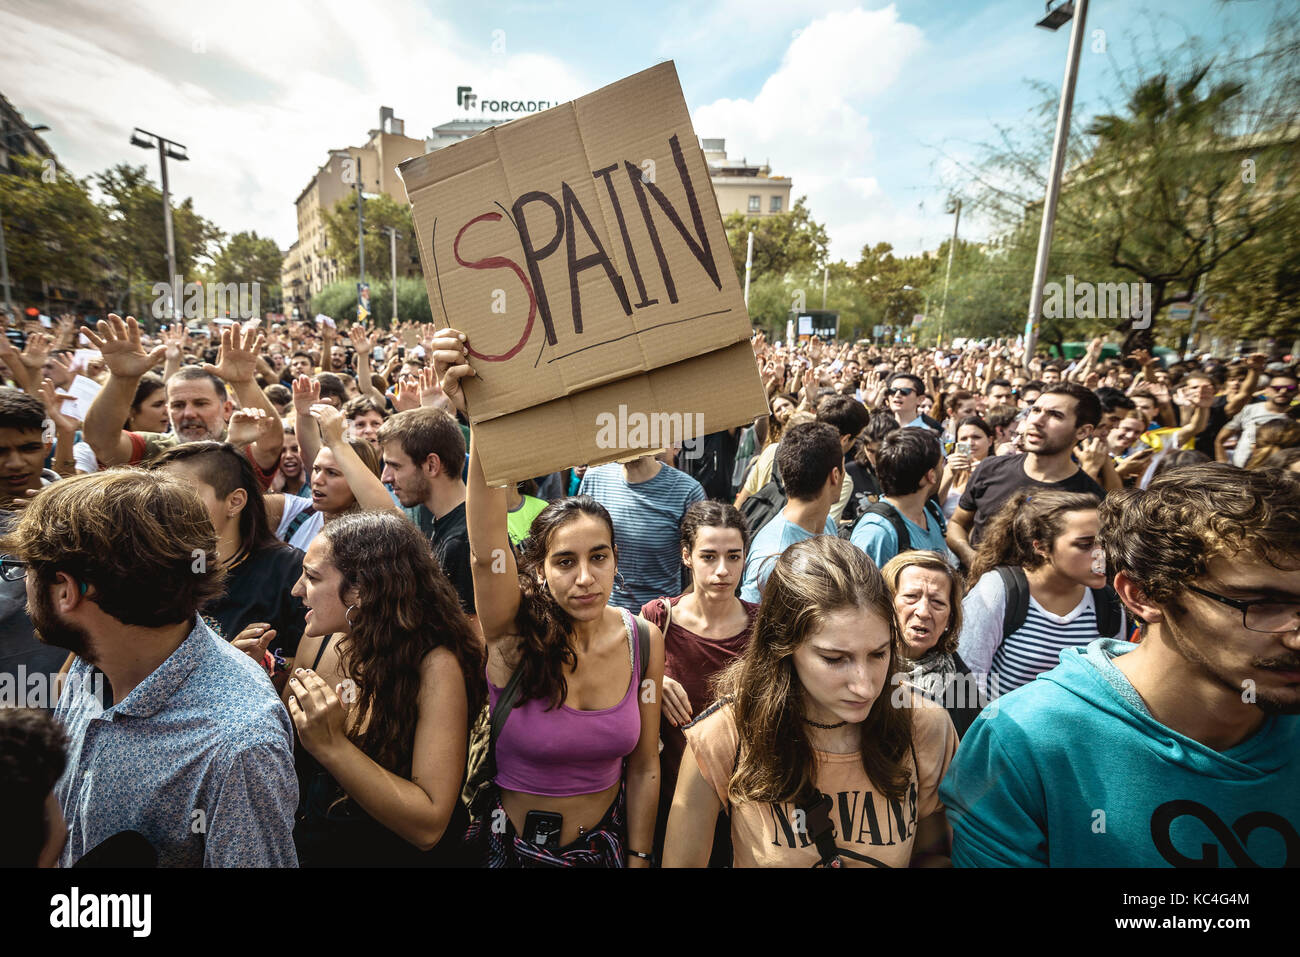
1269, 384, 1298, 393
886, 387, 916, 397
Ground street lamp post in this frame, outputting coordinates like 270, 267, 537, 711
938, 197, 961, 346
382, 226, 401, 322
1023, 0, 1090, 365
131, 128, 188, 324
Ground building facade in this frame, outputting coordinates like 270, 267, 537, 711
282, 107, 427, 319
702, 138, 793, 219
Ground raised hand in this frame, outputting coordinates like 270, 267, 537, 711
291, 374, 321, 416
39, 378, 80, 434
19, 331, 53, 371
203, 322, 265, 384
391, 374, 420, 412
348, 323, 377, 356
82, 315, 166, 380
162, 324, 187, 362
416, 366, 451, 412
227, 407, 274, 448
309, 402, 346, 447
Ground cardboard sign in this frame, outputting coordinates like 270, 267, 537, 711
399, 61, 767, 484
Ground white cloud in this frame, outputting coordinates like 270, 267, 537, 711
2, 0, 590, 257
692, 4, 944, 261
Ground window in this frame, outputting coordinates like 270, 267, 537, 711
748, 195, 760, 213
770, 195, 783, 213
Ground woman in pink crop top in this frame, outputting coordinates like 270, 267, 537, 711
432, 329, 665, 868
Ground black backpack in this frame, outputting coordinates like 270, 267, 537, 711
857, 498, 948, 551
739, 463, 787, 537
994, 565, 1123, 640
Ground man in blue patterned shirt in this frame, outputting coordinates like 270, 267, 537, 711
0, 470, 298, 867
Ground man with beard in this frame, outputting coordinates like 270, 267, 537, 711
946, 383, 1104, 569
0, 470, 297, 866
377, 408, 475, 624
941, 464, 1300, 866
81, 315, 283, 487
0, 388, 65, 710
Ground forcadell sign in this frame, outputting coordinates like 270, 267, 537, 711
457, 86, 555, 114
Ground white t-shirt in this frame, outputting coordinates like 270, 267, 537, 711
1227, 404, 1288, 467
72, 441, 99, 474
276, 494, 324, 551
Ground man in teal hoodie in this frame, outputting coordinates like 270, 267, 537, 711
940, 463, 1300, 867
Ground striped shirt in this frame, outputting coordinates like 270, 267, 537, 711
957, 571, 1125, 699
579, 462, 705, 612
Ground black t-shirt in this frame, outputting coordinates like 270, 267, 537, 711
958, 453, 1105, 545
204, 543, 308, 660
1194, 396, 1230, 457
841, 457, 882, 529
432, 502, 476, 615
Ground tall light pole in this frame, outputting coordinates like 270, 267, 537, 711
382, 226, 401, 322
1024, 0, 1090, 364
131, 128, 188, 324
938, 196, 961, 346
1, 122, 53, 320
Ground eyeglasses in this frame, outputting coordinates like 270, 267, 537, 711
886, 387, 916, 397
0, 556, 27, 582
1185, 582, 1300, 634
1268, 384, 1297, 393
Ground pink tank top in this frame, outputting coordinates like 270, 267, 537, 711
488, 609, 644, 797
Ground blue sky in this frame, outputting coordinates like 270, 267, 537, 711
3, 0, 1276, 263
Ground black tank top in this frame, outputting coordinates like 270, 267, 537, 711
293, 636, 473, 867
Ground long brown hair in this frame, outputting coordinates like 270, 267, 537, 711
717, 535, 914, 804
513, 495, 616, 708
321, 511, 486, 777
968, 488, 1100, 584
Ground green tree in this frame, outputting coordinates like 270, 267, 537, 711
311, 278, 432, 326
95, 164, 223, 323
210, 231, 283, 309
0, 155, 103, 307
322, 192, 420, 283
723, 196, 830, 281
953, 3, 1300, 351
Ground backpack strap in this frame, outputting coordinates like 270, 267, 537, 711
1091, 585, 1123, 638
923, 498, 948, 536
484, 652, 529, 787
632, 613, 650, 683
864, 500, 910, 552
996, 565, 1030, 641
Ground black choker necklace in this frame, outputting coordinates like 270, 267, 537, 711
804, 717, 848, 729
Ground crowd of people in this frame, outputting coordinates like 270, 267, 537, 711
0, 309, 1296, 868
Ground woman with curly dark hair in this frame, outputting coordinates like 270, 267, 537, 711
664, 535, 956, 868
286, 510, 485, 867
429, 329, 664, 869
